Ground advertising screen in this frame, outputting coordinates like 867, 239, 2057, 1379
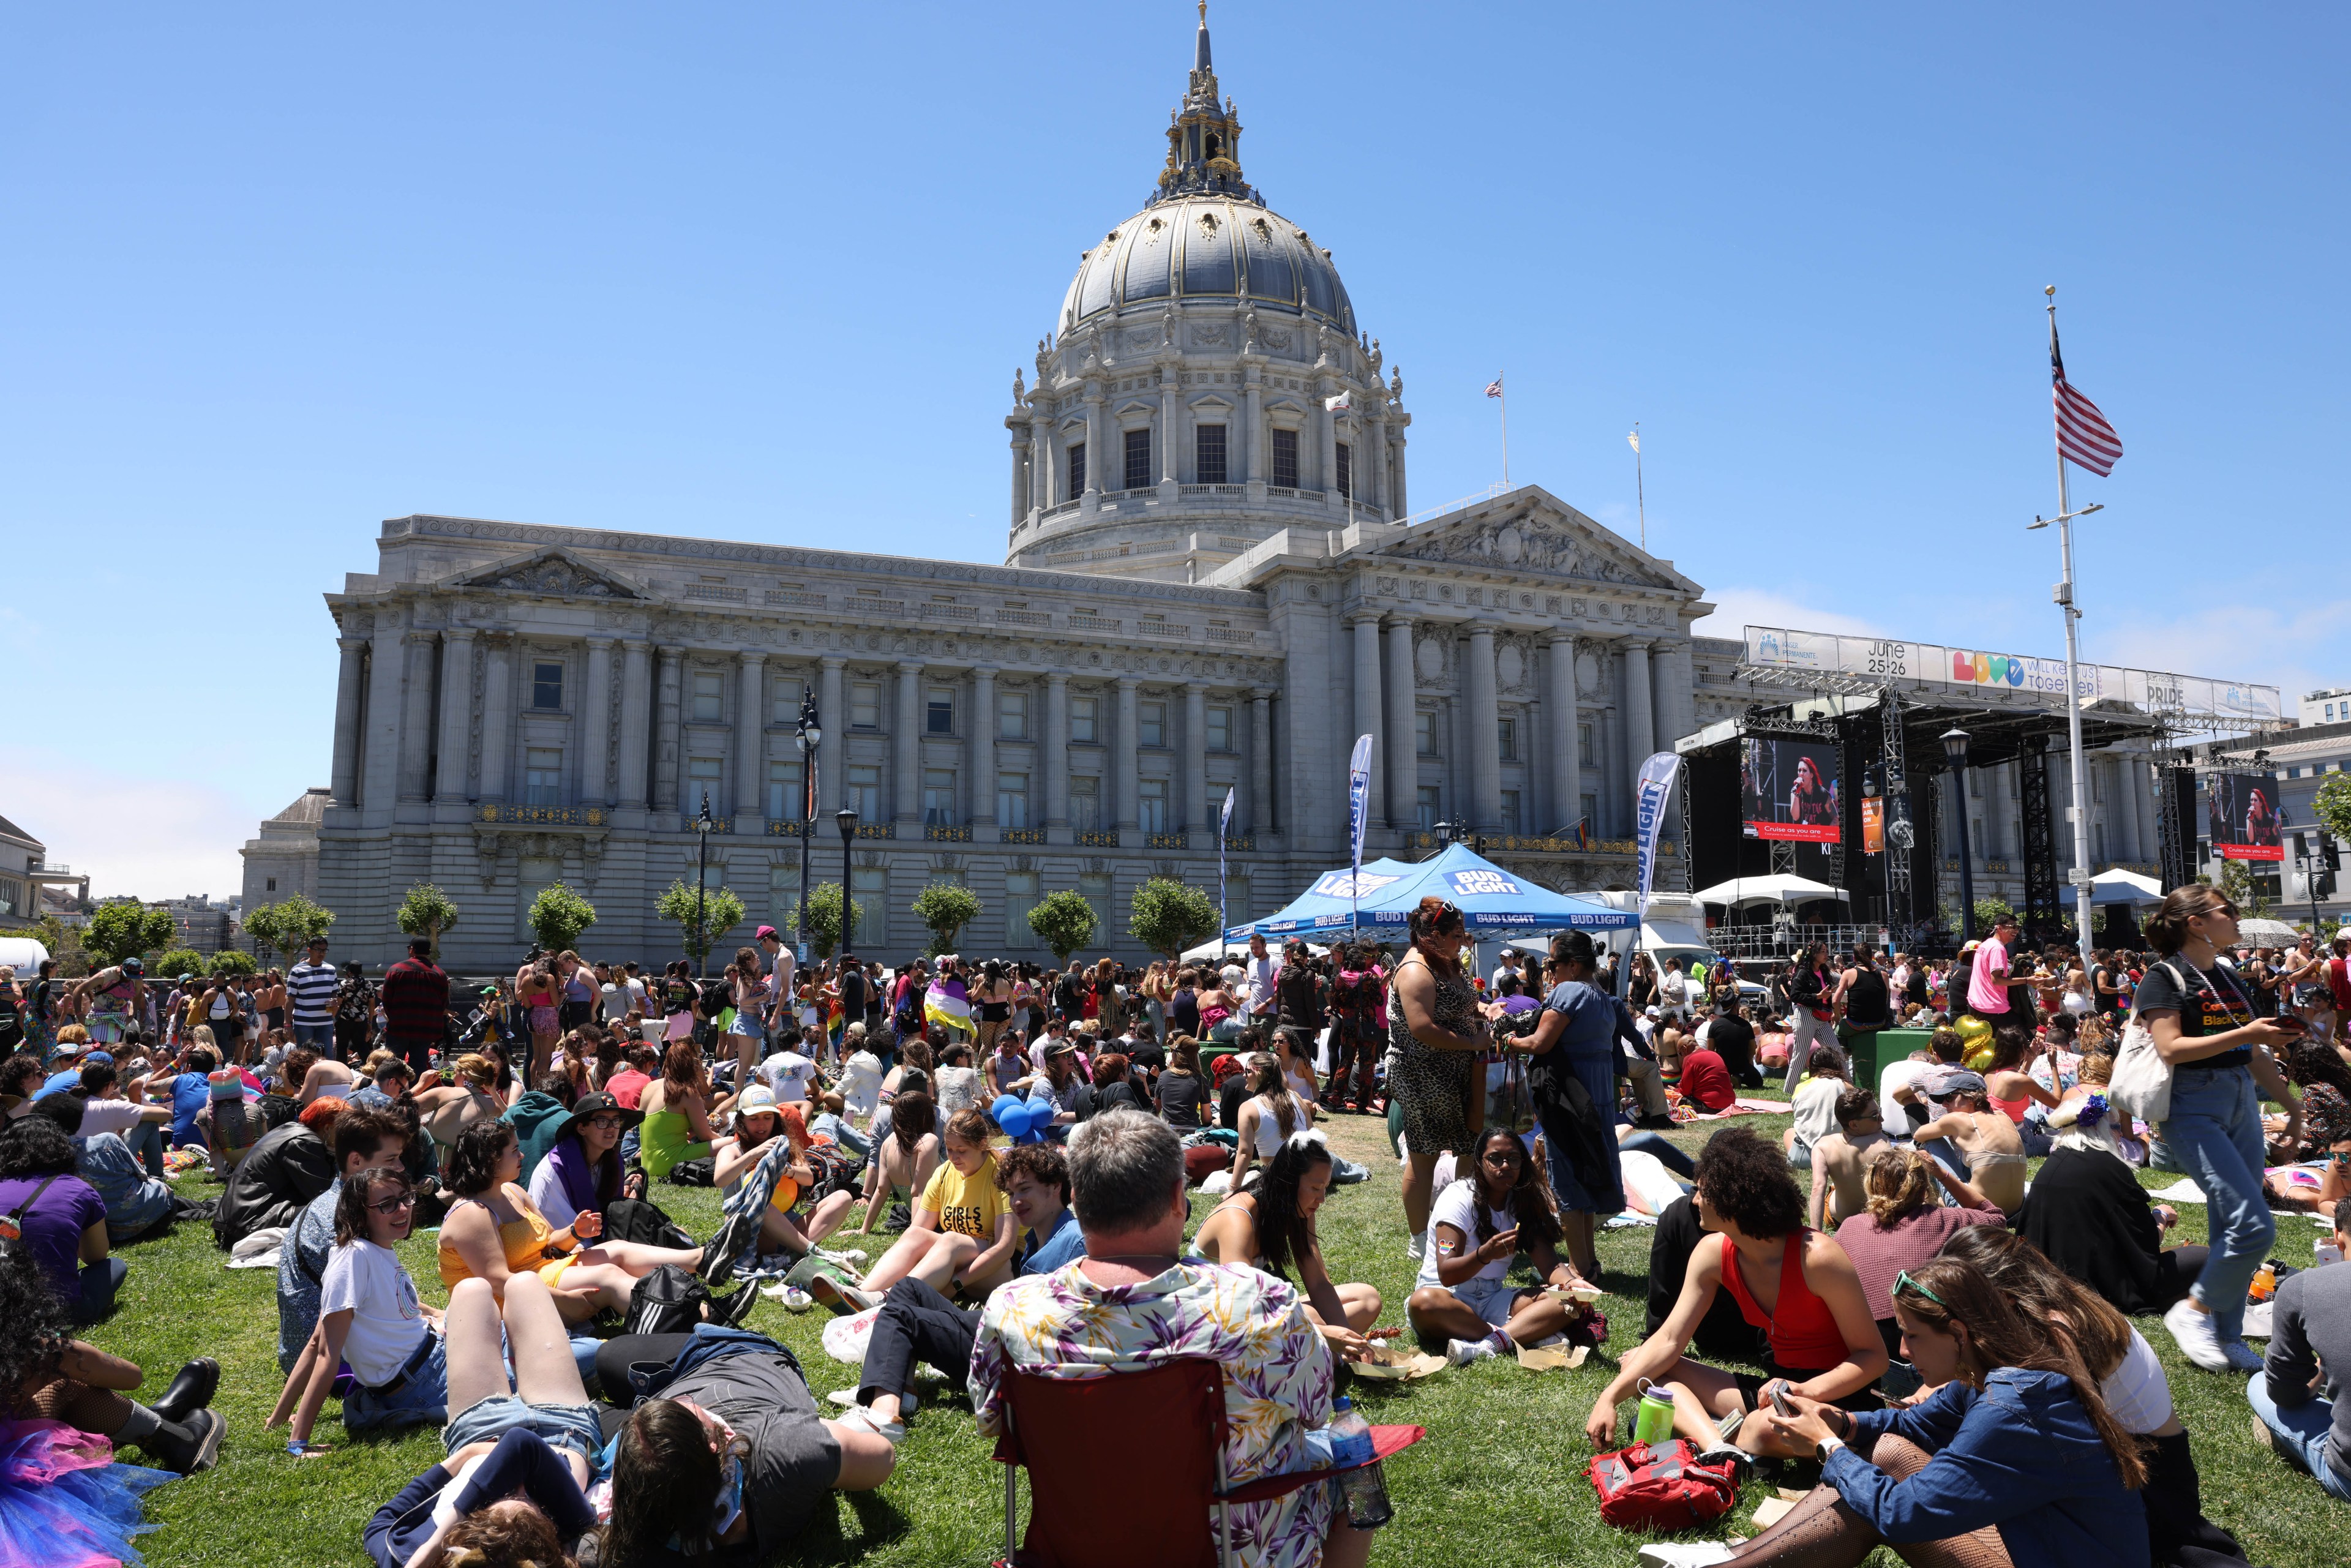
1740, 737, 1842, 844
2206, 772, 2284, 862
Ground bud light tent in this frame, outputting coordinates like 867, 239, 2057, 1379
1227, 844, 1633, 939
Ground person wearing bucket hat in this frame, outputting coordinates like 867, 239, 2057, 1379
712, 1087, 861, 1268
1909, 1068, 2027, 1214
525, 1091, 639, 1233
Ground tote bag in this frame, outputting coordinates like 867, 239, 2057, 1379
2107, 959, 2186, 1126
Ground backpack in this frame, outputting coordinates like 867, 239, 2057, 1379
602, 1195, 698, 1251
624, 1264, 710, 1336
1584, 1439, 1740, 1531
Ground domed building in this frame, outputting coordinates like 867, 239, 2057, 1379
301, 10, 1750, 971
1005, 9, 1408, 583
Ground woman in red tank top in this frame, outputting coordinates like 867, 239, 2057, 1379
1586, 1127, 1886, 1463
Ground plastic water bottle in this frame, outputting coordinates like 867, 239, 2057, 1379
1328, 1398, 1392, 1528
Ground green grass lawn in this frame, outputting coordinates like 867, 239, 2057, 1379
84, 1110, 2351, 1567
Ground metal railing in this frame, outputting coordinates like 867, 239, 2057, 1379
925, 823, 973, 842
1399, 481, 1512, 530
479, 805, 609, 827
1076, 830, 1121, 847
1002, 827, 1048, 845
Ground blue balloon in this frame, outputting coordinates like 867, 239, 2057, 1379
989, 1093, 1024, 1128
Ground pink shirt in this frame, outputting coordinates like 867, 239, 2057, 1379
1966, 937, 2011, 1015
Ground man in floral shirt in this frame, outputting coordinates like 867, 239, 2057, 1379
971, 1109, 1368, 1568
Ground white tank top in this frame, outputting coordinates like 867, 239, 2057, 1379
2099, 1328, 2173, 1435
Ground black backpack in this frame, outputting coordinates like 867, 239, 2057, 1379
602, 1196, 698, 1251
624, 1264, 709, 1336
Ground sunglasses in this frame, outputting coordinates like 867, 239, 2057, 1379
367, 1191, 418, 1215
1892, 1268, 1946, 1308
581, 1116, 623, 1131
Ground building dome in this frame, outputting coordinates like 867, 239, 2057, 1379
1060, 198, 1354, 336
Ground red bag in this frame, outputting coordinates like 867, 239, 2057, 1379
1584, 1439, 1740, 1531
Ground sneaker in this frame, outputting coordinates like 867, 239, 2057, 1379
833, 1404, 906, 1446
2164, 1298, 2230, 1372
1636, 1544, 1736, 1568
828, 1387, 858, 1408
2219, 1337, 2264, 1374
809, 1275, 879, 1315
1445, 1335, 1501, 1367
1693, 1443, 1752, 1477
2249, 1411, 2290, 1465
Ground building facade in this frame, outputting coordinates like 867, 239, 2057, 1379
239, 787, 329, 938
2208, 721, 2350, 926
312, 15, 1758, 971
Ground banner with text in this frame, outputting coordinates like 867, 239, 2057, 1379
1634, 752, 1681, 920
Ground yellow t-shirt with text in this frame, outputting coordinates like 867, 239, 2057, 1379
920, 1158, 1008, 1241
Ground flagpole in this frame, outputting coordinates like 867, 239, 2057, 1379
2045, 286, 2096, 975
1631, 422, 1646, 551
1499, 374, 1509, 489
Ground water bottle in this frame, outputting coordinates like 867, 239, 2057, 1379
1328, 1398, 1392, 1528
1632, 1379, 1678, 1447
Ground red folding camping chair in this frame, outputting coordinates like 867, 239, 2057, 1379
991, 1357, 1424, 1568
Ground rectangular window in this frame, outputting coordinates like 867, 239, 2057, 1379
1070, 695, 1100, 744
997, 691, 1029, 740
1139, 700, 1166, 748
2091, 767, 2105, 803
1194, 424, 1226, 485
1335, 440, 1352, 500
1225, 874, 1251, 924
1497, 716, 1517, 761
926, 688, 956, 736
1139, 778, 1168, 835
846, 764, 880, 823
767, 759, 804, 822
1123, 427, 1152, 490
1070, 776, 1101, 831
1417, 784, 1441, 831
531, 662, 564, 711
1581, 791, 1599, 831
1970, 771, 1982, 798
773, 680, 808, 727
686, 756, 722, 815
997, 771, 1029, 828
850, 866, 887, 949
1577, 722, 1594, 762
1068, 440, 1086, 498
1079, 872, 1113, 943
1501, 789, 1521, 835
768, 865, 796, 928
266, 877, 277, 893
1005, 871, 1040, 950
850, 681, 881, 729
1415, 711, 1436, 756
1206, 704, 1232, 752
690, 671, 724, 722
923, 768, 958, 826
1271, 427, 1299, 489
524, 748, 564, 807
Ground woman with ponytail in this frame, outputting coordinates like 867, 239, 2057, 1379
1723, 1254, 2148, 1568
1229, 1054, 1307, 1184
1194, 1128, 1382, 1357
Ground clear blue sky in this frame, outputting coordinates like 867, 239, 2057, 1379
5, 4, 2344, 900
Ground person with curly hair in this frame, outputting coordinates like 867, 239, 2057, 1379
1404, 1126, 1593, 1365
1589, 1127, 1885, 1463
1197, 1129, 1384, 1357
1387, 896, 1495, 1264
0, 1114, 126, 1322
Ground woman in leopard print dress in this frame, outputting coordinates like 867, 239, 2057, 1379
1389, 897, 1494, 1258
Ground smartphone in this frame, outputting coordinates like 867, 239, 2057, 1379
1769, 1384, 1797, 1418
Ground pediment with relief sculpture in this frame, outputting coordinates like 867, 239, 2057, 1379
443, 546, 648, 601
1376, 489, 1692, 594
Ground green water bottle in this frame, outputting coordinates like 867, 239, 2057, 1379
1632, 1381, 1678, 1447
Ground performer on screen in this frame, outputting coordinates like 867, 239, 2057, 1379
1790, 755, 1838, 827
2246, 786, 2279, 848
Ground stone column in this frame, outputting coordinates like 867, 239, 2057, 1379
1008, 433, 1026, 529
1116, 678, 1141, 831
1081, 388, 1104, 507
1349, 612, 1385, 830
1027, 418, 1048, 517
1651, 640, 1691, 749
733, 652, 765, 828
970, 666, 996, 828
329, 636, 369, 807
1183, 682, 1209, 835
1044, 673, 1070, 828
396, 631, 438, 802
1389, 430, 1409, 519
477, 637, 512, 803
1250, 688, 1275, 835
618, 640, 652, 809
1384, 615, 1416, 828
651, 647, 683, 812
2135, 750, 2161, 864
433, 629, 477, 802
1367, 416, 1390, 514
1158, 366, 1180, 497
1241, 369, 1262, 497
1548, 634, 1581, 828
580, 637, 615, 809
894, 661, 923, 825
361, 620, 405, 812
2114, 750, 2143, 863
1621, 640, 1655, 776
1318, 378, 1340, 503
819, 656, 846, 812
1464, 626, 1501, 830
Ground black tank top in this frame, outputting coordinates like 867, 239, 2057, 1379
1843, 967, 1891, 1028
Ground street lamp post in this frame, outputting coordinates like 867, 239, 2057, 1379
692, 790, 716, 979
1941, 727, 1976, 943
795, 689, 820, 966
835, 808, 859, 958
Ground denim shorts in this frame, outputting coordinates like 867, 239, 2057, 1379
442, 1394, 602, 1463
343, 1337, 448, 1432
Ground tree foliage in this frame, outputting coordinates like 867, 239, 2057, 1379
151, 948, 206, 982
655, 879, 748, 966
244, 894, 337, 967
395, 883, 461, 957
2200, 858, 2271, 919
1130, 876, 1219, 961
1026, 889, 1099, 965
81, 901, 179, 967
31, 915, 91, 978
527, 883, 598, 954
2314, 775, 2351, 849
912, 882, 983, 957
783, 883, 863, 962
209, 948, 259, 977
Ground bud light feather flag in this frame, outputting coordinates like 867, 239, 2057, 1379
1346, 734, 1374, 929
1218, 786, 1236, 936
1633, 751, 1681, 920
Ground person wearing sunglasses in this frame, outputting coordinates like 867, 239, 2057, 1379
1665, 1255, 2149, 1568
272, 1164, 445, 1446
525, 1090, 639, 1235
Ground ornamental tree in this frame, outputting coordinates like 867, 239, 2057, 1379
1130, 876, 1219, 962
527, 883, 598, 954
244, 894, 337, 967
656, 879, 748, 967
1026, 889, 1098, 965
912, 882, 983, 957
395, 883, 462, 959
783, 883, 864, 961
81, 901, 179, 967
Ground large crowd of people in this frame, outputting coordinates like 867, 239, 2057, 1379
1, 890, 2348, 1567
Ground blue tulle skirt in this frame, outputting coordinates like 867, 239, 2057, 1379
0, 1419, 175, 1568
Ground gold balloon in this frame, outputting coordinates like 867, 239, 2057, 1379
1955, 1014, 1993, 1046
1965, 1045, 1996, 1072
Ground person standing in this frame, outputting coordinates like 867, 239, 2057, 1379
1389, 899, 1495, 1264
1242, 933, 1280, 1027
1967, 913, 2018, 1022
380, 939, 451, 1078
287, 939, 340, 1057
1783, 942, 1834, 1095
1832, 943, 1892, 1086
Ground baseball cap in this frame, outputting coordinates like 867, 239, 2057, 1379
84, 1051, 115, 1070
1921, 1067, 1987, 1102
738, 1084, 779, 1113
122, 957, 144, 975
756, 925, 779, 941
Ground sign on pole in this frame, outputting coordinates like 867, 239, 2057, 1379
1346, 734, 1374, 933
1633, 751, 1681, 920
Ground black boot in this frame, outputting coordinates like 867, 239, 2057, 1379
149, 1357, 220, 1424
143, 1408, 226, 1474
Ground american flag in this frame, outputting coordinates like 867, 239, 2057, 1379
2052, 324, 2123, 477
1485, 375, 1504, 399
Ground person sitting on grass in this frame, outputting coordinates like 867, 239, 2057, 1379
1806, 1086, 1892, 1231
814, 1107, 1012, 1312
1196, 1129, 1384, 1358
271, 1163, 446, 1448
32, 1087, 176, 1248
1231, 1054, 1310, 1186
212, 1092, 340, 1251
434, 1119, 713, 1322
1590, 1126, 1886, 1465
1780, 1044, 1851, 1171
634, 1041, 718, 1182
277, 1102, 410, 1371
1907, 1067, 2029, 1214
713, 1087, 861, 1268
2246, 1198, 2351, 1504
1407, 1125, 1599, 1367
1661, 1255, 2148, 1568
0, 1115, 128, 1324
363, 1274, 605, 1568
858, 1089, 939, 1237
834, 1141, 1089, 1444
1, 1240, 223, 1475
522, 1089, 636, 1234
1829, 1146, 2005, 1362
